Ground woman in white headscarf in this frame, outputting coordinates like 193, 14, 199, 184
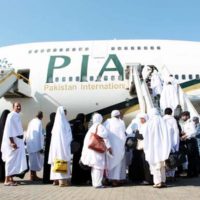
126, 113, 152, 184
48, 106, 72, 187
81, 113, 112, 188
143, 108, 171, 188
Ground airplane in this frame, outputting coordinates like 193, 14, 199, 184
0, 39, 200, 128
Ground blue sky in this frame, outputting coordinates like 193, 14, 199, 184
0, 0, 200, 46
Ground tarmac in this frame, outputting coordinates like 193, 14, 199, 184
0, 173, 200, 200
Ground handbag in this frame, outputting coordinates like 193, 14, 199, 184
53, 159, 68, 173
88, 125, 107, 153
165, 151, 186, 170
125, 136, 138, 150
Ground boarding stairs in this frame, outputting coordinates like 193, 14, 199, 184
127, 63, 154, 114
0, 69, 31, 98
127, 64, 199, 117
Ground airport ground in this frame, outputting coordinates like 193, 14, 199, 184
0, 172, 199, 200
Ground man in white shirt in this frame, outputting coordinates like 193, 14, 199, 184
193, 116, 200, 154
181, 111, 199, 177
26, 111, 44, 181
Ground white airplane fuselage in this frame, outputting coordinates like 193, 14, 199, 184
0, 40, 200, 128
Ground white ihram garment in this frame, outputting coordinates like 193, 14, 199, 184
104, 117, 126, 180
1, 111, 27, 176
160, 84, 179, 112
48, 107, 72, 180
26, 118, 44, 171
163, 115, 179, 153
163, 114, 180, 177
143, 108, 171, 184
150, 72, 163, 97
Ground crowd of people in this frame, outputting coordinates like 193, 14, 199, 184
0, 101, 199, 189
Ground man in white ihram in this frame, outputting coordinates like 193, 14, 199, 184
26, 111, 44, 181
104, 110, 126, 186
160, 79, 179, 113
163, 108, 179, 181
1, 102, 27, 186
143, 108, 171, 188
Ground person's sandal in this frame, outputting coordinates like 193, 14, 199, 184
153, 183, 162, 188
4, 182, 18, 186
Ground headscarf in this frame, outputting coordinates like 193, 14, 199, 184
143, 108, 171, 165
111, 110, 120, 118
92, 113, 103, 124
48, 106, 72, 164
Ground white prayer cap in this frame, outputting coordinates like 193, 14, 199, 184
111, 110, 120, 117
92, 113, 103, 124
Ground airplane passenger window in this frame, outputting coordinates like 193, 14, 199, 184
66, 48, 69, 51
124, 47, 128, 50
144, 46, 148, 50
85, 47, 89, 51
82, 76, 87, 81
111, 47, 115, 50
69, 77, 73, 82
79, 48, 82, 51
34, 50, 38, 53
175, 74, 179, 79
28, 50, 32, 54
150, 46, 154, 50
97, 76, 101, 81
76, 76, 80, 82
53, 48, 57, 52
40, 49, 44, 53
72, 48, 76, 51
157, 46, 161, 50
111, 76, 115, 81
131, 47, 134, 50
59, 48, 63, 52
118, 47, 122, 50
118, 75, 123, 81
196, 74, 200, 79
48, 77, 53, 83
47, 49, 51, 52
62, 77, 66, 82
55, 77, 59, 82
104, 76, 108, 81
90, 76, 94, 81
182, 74, 186, 80
189, 74, 193, 79
137, 47, 141, 50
